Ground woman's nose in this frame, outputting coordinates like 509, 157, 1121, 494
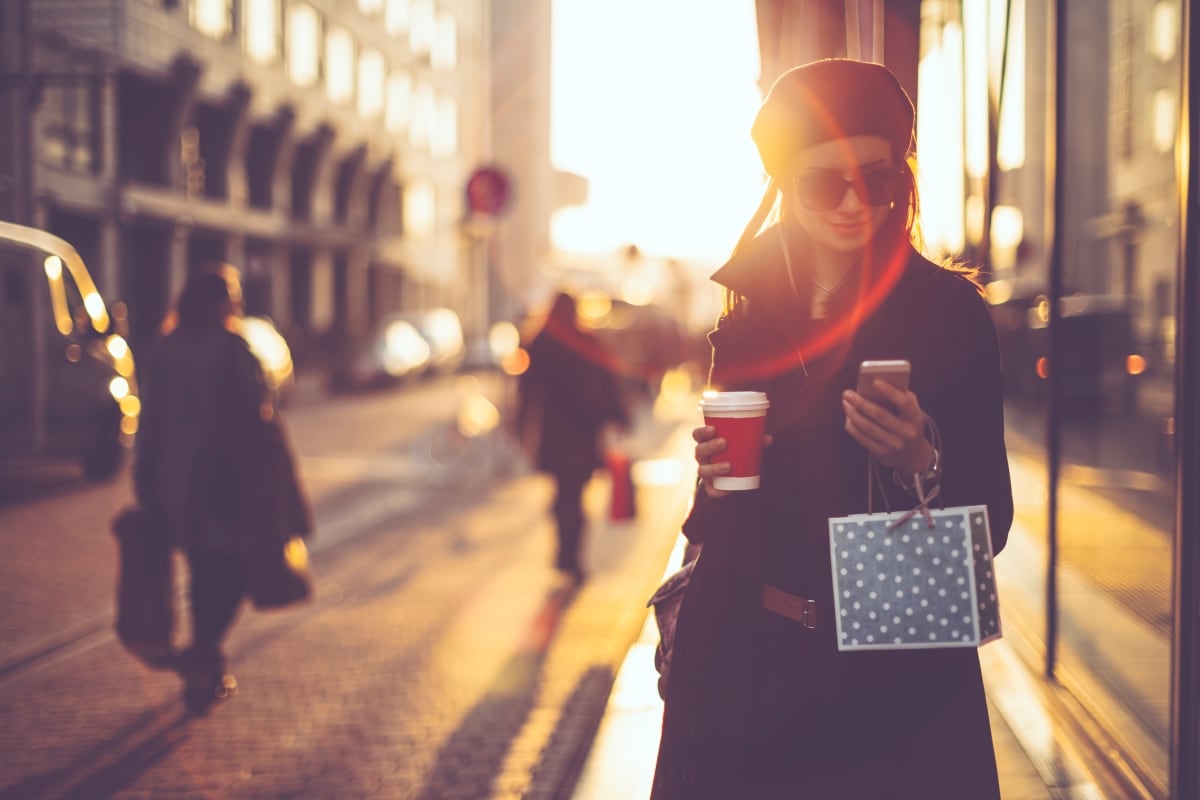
838, 182, 867, 210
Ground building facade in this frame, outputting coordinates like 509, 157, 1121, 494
2, 0, 494, 367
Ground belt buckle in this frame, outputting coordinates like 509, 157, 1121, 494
801, 598, 816, 630
762, 584, 817, 629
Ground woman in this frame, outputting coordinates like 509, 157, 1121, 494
134, 265, 307, 714
650, 59, 1014, 798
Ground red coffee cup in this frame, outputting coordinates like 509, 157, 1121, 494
699, 391, 770, 490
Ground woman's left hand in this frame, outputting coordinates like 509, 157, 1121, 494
842, 381, 934, 475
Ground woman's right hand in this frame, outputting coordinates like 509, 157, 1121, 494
693, 425, 771, 499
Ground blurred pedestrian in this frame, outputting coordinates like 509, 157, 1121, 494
651, 59, 1014, 798
516, 291, 630, 582
134, 263, 311, 714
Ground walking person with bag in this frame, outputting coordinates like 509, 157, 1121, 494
650, 59, 1014, 798
133, 264, 311, 714
516, 291, 630, 583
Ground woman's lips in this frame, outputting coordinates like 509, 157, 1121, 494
829, 219, 868, 235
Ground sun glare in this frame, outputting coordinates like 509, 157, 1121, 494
550, 0, 764, 263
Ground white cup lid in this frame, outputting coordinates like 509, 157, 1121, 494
699, 390, 770, 413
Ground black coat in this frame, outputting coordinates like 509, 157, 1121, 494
651, 225, 1014, 799
516, 322, 629, 481
135, 328, 310, 558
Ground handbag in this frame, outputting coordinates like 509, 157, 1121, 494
827, 438, 1002, 651
646, 557, 696, 700
248, 536, 313, 609
606, 448, 637, 522
111, 505, 176, 669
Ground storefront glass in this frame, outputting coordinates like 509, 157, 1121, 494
918, 0, 1051, 686
920, 0, 1181, 792
1053, 0, 1179, 788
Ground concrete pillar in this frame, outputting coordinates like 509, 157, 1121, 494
168, 225, 189, 302
221, 83, 252, 205
345, 247, 370, 339
292, 125, 336, 223
272, 126, 298, 214
335, 146, 368, 225
98, 219, 119, 299
99, 73, 121, 298
271, 242, 291, 326
310, 248, 334, 333
0, 0, 33, 224
163, 57, 202, 193
226, 234, 246, 273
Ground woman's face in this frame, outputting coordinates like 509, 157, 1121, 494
786, 135, 899, 259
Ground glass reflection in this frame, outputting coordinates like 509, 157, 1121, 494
924, 0, 1180, 792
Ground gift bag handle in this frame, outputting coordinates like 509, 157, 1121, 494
866, 412, 943, 528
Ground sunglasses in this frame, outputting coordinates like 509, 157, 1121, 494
793, 165, 902, 212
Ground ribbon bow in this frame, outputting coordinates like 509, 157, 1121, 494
887, 479, 941, 530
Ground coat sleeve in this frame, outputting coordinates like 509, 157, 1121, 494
922, 279, 1014, 554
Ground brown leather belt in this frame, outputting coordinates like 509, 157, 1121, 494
762, 585, 817, 629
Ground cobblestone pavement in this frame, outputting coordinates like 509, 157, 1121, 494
0, 380, 699, 799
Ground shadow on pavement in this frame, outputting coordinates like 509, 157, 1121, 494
0, 708, 190, 800
414, 582, 578, 799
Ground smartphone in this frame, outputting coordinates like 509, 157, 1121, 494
856, 360, 911, 406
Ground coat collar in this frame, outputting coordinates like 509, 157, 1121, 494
710, 221, 923, 309
709, 223, 791, 305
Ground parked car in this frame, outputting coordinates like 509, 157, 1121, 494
238, 315, 295, 406
332, 312, 432, 391
0, 221, 138, 481
989, 290, 1144, 417
409, 307, 465, 375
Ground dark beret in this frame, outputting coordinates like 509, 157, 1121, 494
751, 59, 915, 178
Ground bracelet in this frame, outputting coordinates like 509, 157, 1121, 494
894, 447, 941, 491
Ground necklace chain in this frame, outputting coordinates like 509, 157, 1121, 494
812, 271, 850, 295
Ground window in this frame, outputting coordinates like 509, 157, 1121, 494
40, 80, 98, 173
1152, 89, 1176, 153
245, 0, 281, 64
431, 95, 457, 157
432, 12, 457, 70
385, 72, 413, 133
190, 0, 233, 39
995, 0, 1025, 171
410, 82, 436, 148
325, 27, 356, 105
403, 180, 436, 238
358, 50, 385, 119
410, 0, 435, 59
385, 0, 410, 35
1150, 1, 1179, 62
287, 2, 321, 87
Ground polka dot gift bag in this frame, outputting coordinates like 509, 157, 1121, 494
828, 501, 1001, 652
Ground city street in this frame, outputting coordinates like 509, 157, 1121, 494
0, 372, 699, 799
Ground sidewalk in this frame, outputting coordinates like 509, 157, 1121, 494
0, 374, 717, 799
570, 542, 1102, 800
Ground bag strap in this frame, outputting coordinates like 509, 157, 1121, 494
866, 457, 891, 514
866, 412, 944, 523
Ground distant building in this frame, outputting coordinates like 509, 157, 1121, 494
0, 0, 495, 366
488, 0, 587, 322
